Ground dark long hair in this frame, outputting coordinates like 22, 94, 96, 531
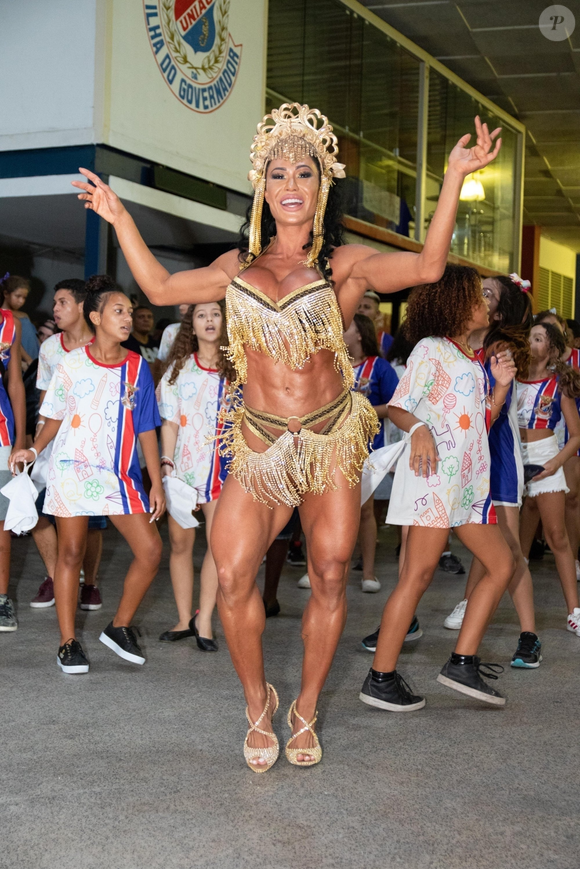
483, 275, 532, 379
537, 322, 580, 399
237, 174, 345, 282
387, 327, 414, 367
352, 313, 380, 357
166, 300, 235, 384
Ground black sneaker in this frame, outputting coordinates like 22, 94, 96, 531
361, 616, 423, 652
359, 668, 425, 712
511, 632, 542, 669
438, 553, 465, 574
99, 622, 145, 665
437, 656, 506, 705
286, 541, 306, 566
352, 557, 363, 571
57, 639, 89, 674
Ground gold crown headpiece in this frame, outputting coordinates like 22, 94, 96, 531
246, 103, 346, 268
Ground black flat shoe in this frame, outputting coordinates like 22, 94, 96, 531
189, 614, 218, 652
263, 598, 281, 618
159, 627, 195, 643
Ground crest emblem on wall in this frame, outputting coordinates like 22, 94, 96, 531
144, 0, 243, 113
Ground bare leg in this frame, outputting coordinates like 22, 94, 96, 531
197, 499, 219, 640
54, 517, 89, 644
564, 456, 580, 560
453, 525, 515, 655
291, 473, 362, 761
359, 493, 377, 582
167, 514, 195, 631
109, 514, 163, 626
0, 522, 11, 595
463, 506, 535, 633
520, 496, 541, 560
212, 474, 292, 767
534, 491, 579, 614
373, 527, 448, 672
398, 525, 410, 577
83, 529, 103, 587
31, 516, 57, 578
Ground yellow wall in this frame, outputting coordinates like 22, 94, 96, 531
539, 236, 577, 281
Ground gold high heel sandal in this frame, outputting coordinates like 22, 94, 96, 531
285, 700, 322, 767
243, 683, 280, 773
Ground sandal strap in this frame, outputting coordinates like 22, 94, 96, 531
245, 684, 271, 730
288, 700, 318, 745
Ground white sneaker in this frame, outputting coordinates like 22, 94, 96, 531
361, 577, 381, 593
297, 573, 311, 589
566, 608, 580, 635
576, 560, 580, 582
444, 599, 468, 630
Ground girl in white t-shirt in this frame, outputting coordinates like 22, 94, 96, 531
11, 275, 165, 675
157, 300, 234, 650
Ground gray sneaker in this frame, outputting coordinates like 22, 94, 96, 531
0, 594, 17, 632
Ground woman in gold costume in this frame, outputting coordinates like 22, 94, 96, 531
74, 104, 501, 771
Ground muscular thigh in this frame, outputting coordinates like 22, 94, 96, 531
298, 471, 361, 568
211, 474, 293, 577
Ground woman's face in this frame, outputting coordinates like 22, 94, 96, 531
37, 323, 56, 344
179, 304, 190, 318
192, 302, 222, 344
90, 292, 133, 342
529, 324, 550, 360
482, 278, 501, 319
342, 320, 361, 351
468, 290, 490, 331
6, 286, 28, 310
264, 156, 319, 230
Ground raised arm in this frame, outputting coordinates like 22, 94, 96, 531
336, 117, 501, 313
72, 169, 239, 306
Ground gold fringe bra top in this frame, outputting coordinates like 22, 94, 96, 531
220, 269, 379, 507
225, 272, 355, 390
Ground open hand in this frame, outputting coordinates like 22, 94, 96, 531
490, 349, 517, 387
447, 116, 502, 178
72, 168, 126, 225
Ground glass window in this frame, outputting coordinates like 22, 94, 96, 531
425, 71, 518, 272
267, 0, 521, 269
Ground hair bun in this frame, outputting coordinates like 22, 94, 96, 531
84, 274, 120, 294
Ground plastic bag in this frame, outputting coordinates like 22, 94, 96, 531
162, 475, 200, 530
0, 464, 39, 534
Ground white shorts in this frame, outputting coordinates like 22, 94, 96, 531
522, 435, 569, 497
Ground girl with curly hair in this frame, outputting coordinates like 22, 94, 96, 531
359, 265, 517, 712
517, 321, 580, 638
157, 300, 233, 650
443, 274, 543, 668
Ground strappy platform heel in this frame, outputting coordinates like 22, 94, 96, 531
243, 683, 279, 773
285, 700, 322, 767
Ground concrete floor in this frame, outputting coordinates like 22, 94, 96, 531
2, 520, 579, 869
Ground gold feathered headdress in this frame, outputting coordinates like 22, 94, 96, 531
246, 103, 346, 268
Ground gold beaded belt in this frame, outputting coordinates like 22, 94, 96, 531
218, 390, 380, 508
243, 388, 352, 446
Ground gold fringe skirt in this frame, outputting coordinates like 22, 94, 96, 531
218, 389, 380, 508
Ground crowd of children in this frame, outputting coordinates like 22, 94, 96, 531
2, 267, 580, 715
